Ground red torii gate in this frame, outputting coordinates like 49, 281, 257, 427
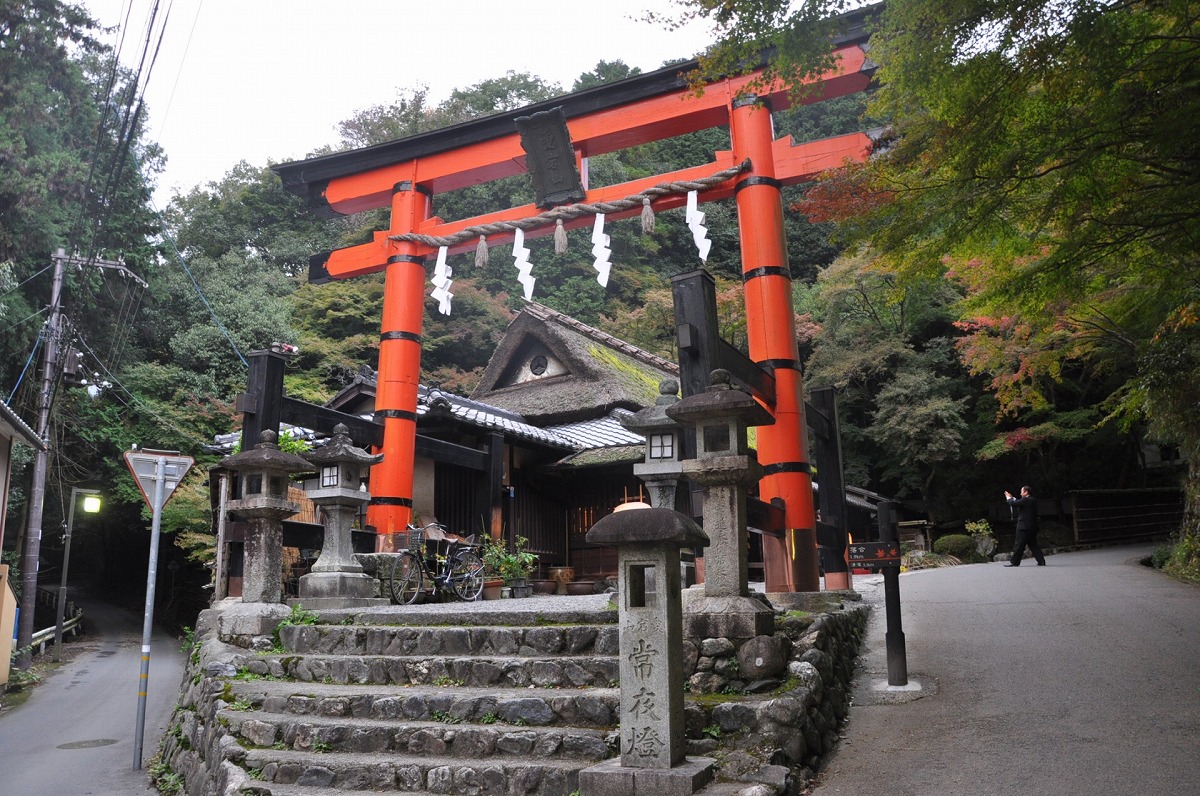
274, 27, 873, 592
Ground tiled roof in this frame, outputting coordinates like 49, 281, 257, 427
0, 400, 44, 449
544, 409, 644, 449
417, 386, 574, 449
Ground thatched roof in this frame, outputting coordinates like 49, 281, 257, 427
471, 302, 678, 424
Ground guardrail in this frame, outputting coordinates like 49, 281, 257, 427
27, 609, 84, 657
16, 587, 86, 658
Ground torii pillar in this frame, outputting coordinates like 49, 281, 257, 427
370, 176, 432, 550
730, 97, 820, 593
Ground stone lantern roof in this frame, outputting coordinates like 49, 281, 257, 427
619, 379, 681, 435
666, 369, 774, 428
304, 423, 383, 469
220, 430, 314, 475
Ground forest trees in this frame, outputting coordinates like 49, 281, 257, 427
678, 0, 1200, 575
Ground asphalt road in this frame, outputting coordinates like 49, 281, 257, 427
0, 588, 185, 795
812, 544, 1200, 796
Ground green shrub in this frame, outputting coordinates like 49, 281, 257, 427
933, 533, 979, 562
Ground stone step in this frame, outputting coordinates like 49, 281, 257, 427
279, 623, 619, 658
314, 594, 617, 629
222, 708, 613, 761
226, 680, 620, 727
236, 786, 443, 796
241, 652, 621, 688
240, 748, 586, 795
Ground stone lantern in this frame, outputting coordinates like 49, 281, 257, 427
221, 430, 313, 603
298, 423, 386, 608
579, 506, 714, 795
620, 379, 684, 511
667, 369, 775, 639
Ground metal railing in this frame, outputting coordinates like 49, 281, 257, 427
28, 610, 84, 656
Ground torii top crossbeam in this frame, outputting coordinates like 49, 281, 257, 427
272, 10, 874, 592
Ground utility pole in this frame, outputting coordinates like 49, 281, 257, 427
15, 250, 66, 670
15, 249, 130, 669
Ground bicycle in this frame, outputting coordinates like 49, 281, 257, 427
388, 522, 485, 604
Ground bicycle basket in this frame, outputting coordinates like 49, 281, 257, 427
401, 528, 424, 550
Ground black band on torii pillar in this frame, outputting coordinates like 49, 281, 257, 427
370, 496, 414, 507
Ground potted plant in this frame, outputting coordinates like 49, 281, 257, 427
482, 535, 538, 597
529, 567, 557, 595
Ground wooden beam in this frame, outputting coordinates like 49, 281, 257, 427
278, 43, 872, 217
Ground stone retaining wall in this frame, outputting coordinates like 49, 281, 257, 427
680, 593, 870, 793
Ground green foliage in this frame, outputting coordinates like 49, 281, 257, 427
644, 0, 862, 105
932, 534, 978, 563
149, 756, 184, 795
1163, 530, 1200, 584
270, 604, 319, 651
4, 651, 40, 688
1, 551, 21, 601
226, 696, 254, 712
1149, 545, 1173, 570
180, 626, 200, 667
481, 535, 539, 582
965, 519, 996, 555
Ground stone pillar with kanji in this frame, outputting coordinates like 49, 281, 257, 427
579, 506, 714, 796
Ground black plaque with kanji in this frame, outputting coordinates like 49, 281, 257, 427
848, 541, 901, 569
514, 107, 586, 208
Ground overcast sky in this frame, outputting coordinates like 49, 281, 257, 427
81, 1, 716, 205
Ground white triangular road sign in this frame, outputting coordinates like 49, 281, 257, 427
123, 449, 194, 510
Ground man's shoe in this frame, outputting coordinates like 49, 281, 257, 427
1004, 563, 1018, 567
1037, 562, 1046, 566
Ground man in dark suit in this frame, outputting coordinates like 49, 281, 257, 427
1004, 485, 1046, 566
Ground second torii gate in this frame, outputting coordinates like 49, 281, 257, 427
273, 17, 873, 592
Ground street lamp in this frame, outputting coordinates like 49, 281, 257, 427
54, 487, 100, 661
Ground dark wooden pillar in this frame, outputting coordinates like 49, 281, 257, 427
237, 347, 288, 448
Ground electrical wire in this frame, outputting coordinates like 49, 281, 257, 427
155, 204, 249, 368
152, 0, 204, 143
0, 263, 54, 304
73, 329, 213, 443
7, 333, 44, 405
0, 306, 51, 337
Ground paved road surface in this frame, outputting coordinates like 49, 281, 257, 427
812, 544, 1200, 796
0, 587, 185, 795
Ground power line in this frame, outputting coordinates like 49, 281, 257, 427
7, 333, 44, 405
0, 306, 51, 337
0, 262, 54, 303
155, 204, 249, 368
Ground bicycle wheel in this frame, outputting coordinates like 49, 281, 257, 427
448, 549, 485, 601
389, 551, 424, 605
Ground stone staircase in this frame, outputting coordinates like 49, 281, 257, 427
164, 601, 626, 795
160, 594, 869, 796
